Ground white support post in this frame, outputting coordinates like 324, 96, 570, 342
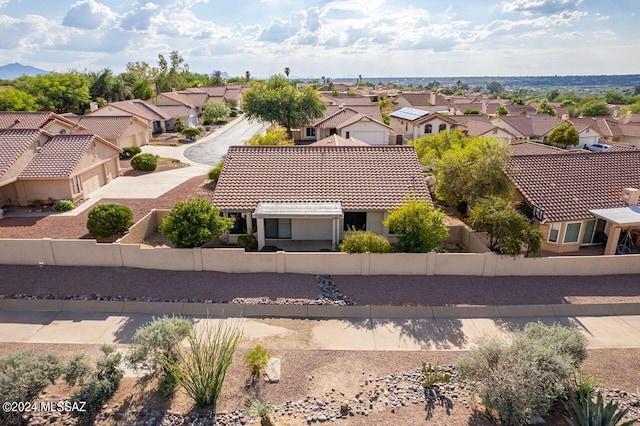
257, 218, 265, 250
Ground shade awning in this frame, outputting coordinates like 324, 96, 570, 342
589, 206, 640, 227
253, 201, 343, 219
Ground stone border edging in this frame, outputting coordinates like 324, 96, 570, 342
1, 298, 638, 319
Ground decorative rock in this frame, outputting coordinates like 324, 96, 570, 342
264, 357, 281, 383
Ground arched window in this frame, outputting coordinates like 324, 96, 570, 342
425, 124, 432, 134
438, 124, 447, 132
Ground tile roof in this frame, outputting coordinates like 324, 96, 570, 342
336, 113, 390, 130
212, 146, 431, 211
157, 91, 195, 108
509, 140, 566, 156
309, 134, 369, 146
618, 112, 640, 124
19, 134, 96, 179
177, 92, 210, 108
450, 115, 492, 125
106, 100, 172, 121
396, 92, 451, 107
0, 112, 55, 129
155, 104, 194, 118
0, 129, 40, 178
507, 150, 640, 222
323, 95, 373, 106
314, 105, 382, 127
65, 115, 141, 139
497, 114, 564, 137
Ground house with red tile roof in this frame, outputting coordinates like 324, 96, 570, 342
389, 107, 458, 142
211, 145, 430, 250
450, 115, 517, 144
155, 91, 198, 127
570, 117, 640, 148
88, 99, 172, 134
0, 111, 80, 135
0, 129, 121, 207
507, 149, 640, 254
301, 105, 392, 145
64, 114, 151, 148
392, 92, 453, 113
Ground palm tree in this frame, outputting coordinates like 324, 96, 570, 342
245, 70, 251, 82
284, 67, 290, 79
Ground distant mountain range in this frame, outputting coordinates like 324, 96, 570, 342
0, 63, 50, 80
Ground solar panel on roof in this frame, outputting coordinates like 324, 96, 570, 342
389, 107, 430, 121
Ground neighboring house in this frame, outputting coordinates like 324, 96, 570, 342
492, 114, 565, 142
184, 84, 249, 107
64, 114, 151, 148
308, 134, 369, 146
507, 149, 640, 254
451, 115, 517, 144
451, 102, 499, 116
211, 145, 431, 250
302, 105, 391, 145
320, 94, 373, 106
570, 117, 640, 147
0, 129, 121, 207
392, 92, 453, 113
0, 111, 79, 135
389, 107, 458, 141
89, 99, 172, 134
155, 91, 199, 127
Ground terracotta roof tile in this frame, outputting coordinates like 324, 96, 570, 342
508, 150, 640, 222
20, 134, 95, 178
212, 146, 431, 211
498, 114, 564, 137
105, 100, 172, 121
0, 112, 55, 129
314, 105, 382, 127
66, 115, 136, 139
0, 129, 40, 178
309, 135, 369, 146
509, 140, 566, 156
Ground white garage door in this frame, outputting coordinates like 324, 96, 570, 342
350, 131, 385, 145
82, 175, 100, 195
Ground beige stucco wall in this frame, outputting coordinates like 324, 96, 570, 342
14, 179, 73, 205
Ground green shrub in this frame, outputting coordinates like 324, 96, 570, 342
245, 398, 274, 426
0, 351, 64, 425
56, 199, 75, 212
260, 245, 282, 252
160, 198, 233, 248
174, 117, 185, 133
203, 118, 213, 126
158, 372, 179, 397
237, 233, 258, 251
244, 345, 271, 379
70, 345, 124, 423
125, 316, 193, 373
130, 153, 157, 171
119, 146, 142, 159
340, 230, 392, 253
457, 322, 588, 426
421, 362, 450, 388
87, 203, 133, 238
63, 354, 91, 386
160, 320, 243, 407
182, 127, 201, 142
563, 391, 637, 426
208, 159, 224, 183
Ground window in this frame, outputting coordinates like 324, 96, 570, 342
344, 212, 367, 231
563, 222, 582, 244
265, 219, 291, 239
548, 223, 560, 243
72, 176, 80, 194
329, 128, 337, 135
305, 128, 316, 137
228, 213, 247, 234
345, 131, 350, 138
425, 124, 433, 134
59, 129, 67, 135
438, 124, 447, 132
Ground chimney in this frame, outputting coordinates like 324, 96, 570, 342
622, 188, 640, 206
89, 102, 98, 112
430, 91, 436, 105
561, 114, 568, 120
481, 103, 487, 115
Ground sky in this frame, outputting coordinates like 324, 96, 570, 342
0, 0, 639, 78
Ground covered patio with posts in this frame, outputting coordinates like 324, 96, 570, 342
252, 201, 343, 251
589, 205, 640, 255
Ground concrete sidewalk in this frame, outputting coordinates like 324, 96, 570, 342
1, 300, 639, 351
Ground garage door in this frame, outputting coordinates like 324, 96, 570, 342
82, 175, 100, 195
350, 131, 385, 145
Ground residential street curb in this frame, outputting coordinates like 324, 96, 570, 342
1, 298, 638, 319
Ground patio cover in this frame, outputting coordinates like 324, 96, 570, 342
253, 201, 343, 218
589, 206, 640, 254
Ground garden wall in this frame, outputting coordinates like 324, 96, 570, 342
1, 237, 640, 276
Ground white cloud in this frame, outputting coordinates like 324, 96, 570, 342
501, 0, 583, 15
0, 0, 9, 9
63, 0, 115, 30
595, 13, 609, 21
594, 29, 617, 40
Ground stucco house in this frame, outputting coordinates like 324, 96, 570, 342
301, 105, 392, 145
450, 115, 517, 144
0, 129, 121, 207
570, 117, 640, 148
0, 111, 79, 135
492, 114, 564, 142
155, 92, 199, 128
211, 145, 431, 250
389, 107, 458, 142
392, 92, 453, 113
89, 99, 172, 134
507, 148, 640, 254
64, 114, 151, 148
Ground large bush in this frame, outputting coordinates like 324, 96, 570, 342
383, 197, 448, 253
457, 322, 588, 425
208, 158, 224, 183
0, 352, 64, 425
160, 198, 233, 248
130, 153, 157, 171
119, 146, 142, 160
87, 203, 133, 238
56, 199, 75, 212
340, 230, 392, 253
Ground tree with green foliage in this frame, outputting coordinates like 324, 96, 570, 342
486, 81, 504, 94
244, 128, 294, 146
130, 153, 157, 171
411, 131, 513, 206
496, 105, 508, 116
243, 75, 326, 137
383, 197, 448, 253
468, 196, 543, 257
548, 122, 580, 148
536, 99, 556, 116
160, 198, 233, 248
132, 80, 154, 100
340, 230, 392, 253
604, 91, 627, 105
201, 100, 230, 123
580, 100, 611, 117
87, 204, 134, 238
211, 70, 225, 86
547, 89, 560, 101
208, 158, 224, 183
182, 127, 201, 142
0, 87, 39, 111
13, 72, 90, 113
